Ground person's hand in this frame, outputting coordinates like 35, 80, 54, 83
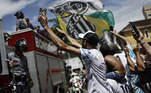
38, 15, 48, 29
124, 46, 129, 55
110, 29, 117, 35
9, 61, 13, 67
132, 30, 144, 42
30, 80, 34, 88
56, 28, 66, 35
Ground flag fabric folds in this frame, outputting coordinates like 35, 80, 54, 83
49, 0, 115, 39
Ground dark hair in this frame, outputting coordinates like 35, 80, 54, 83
99, 43, 120, 56
14, 11, 24, 19
100, 44, 110, 57
109, 43, 120, 55
84, 33, 99, 48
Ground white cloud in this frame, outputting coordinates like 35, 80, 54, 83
103, 0, 151, 32
30, 16, 38, 23
5, 25, 16, 34
36, 0, 54, 8
0, 0, 36, 18
36, 0, 48, 7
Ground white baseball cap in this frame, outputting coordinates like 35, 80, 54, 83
78, 30, 95, 39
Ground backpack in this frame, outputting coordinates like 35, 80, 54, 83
25, 18, 34, 30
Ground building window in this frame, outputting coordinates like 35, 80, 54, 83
148, 14, 151, 17
144, 29, 150, 39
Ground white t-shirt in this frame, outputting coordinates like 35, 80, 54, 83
114, 51, 137, 91
107, 79, 124, 93
80, 48, 113, 93
114, 51, 136, 77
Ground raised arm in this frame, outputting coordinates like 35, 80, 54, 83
134, 43, 146, 72
38, 15, 80, 56
132, 30, 151, 56
56, 28, 82, 48
124, 47, 136, 72
111, 30, 131, 45
111, 29, 136, 59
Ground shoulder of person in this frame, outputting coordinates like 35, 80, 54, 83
25, 18, 29, 20
81, 48, 98, 54
105, 55, 114, 58
90, 49, 100, 53
8, 52, 15, 58
105, 55, 116, 61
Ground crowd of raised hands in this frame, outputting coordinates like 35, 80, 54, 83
38, 14, 151, 93
112, 29, 151, 93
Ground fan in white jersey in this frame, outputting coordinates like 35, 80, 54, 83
38, 15, 114, 93
107, 78, 133, 93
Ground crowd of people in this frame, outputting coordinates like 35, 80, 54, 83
68, 71, 86, 93
37, 13, 151, 93
10, 10, 151, 93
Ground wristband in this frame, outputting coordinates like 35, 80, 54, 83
140, 40, 146, 46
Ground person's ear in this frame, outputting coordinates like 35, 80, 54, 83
84, 40, 90, 47
83, 40, 86, 44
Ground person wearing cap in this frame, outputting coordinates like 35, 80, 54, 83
14, 11, 28, 31
14, 11, 34, 31
38, 15, 114, 93
34, 25, 42, 34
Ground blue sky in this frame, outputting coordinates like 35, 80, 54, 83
1, 0, 151, 33
1, 0, 56, 33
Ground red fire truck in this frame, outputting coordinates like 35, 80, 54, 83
0, 18, 68, 93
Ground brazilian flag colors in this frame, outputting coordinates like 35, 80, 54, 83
49, 0, 115, 39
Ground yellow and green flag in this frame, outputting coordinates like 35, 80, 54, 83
49, 0, 114, 39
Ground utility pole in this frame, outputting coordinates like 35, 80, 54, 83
0, 17, 8, 74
